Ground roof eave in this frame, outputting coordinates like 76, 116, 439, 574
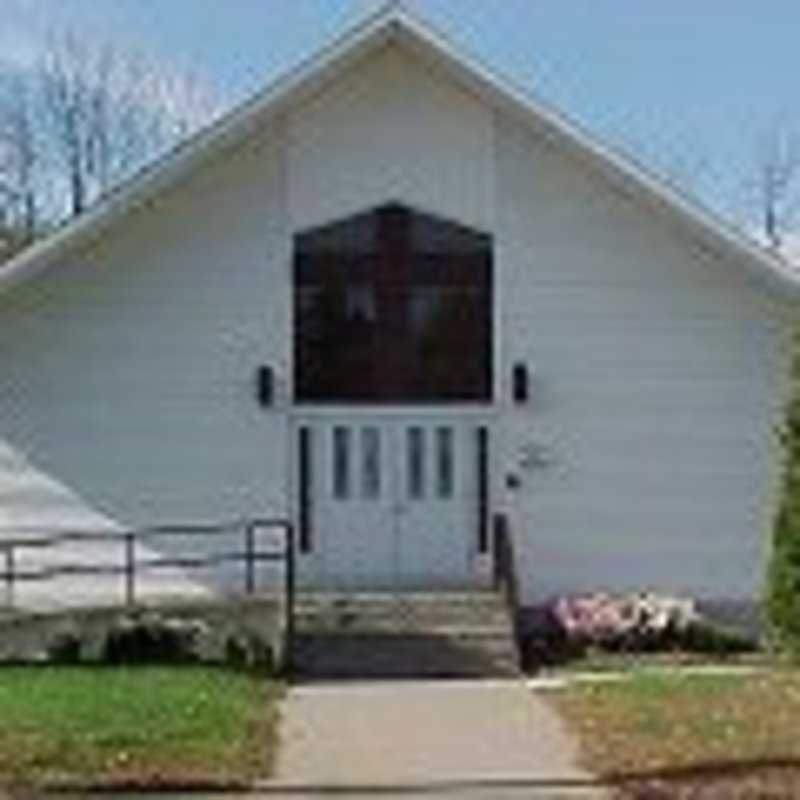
0, 4, 401, 294
392, 11, 800, 302
2, 4, 798, 303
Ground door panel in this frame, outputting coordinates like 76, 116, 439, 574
398, 422, 474, 586
313, 422, 397, 589
296, 415, 482, 590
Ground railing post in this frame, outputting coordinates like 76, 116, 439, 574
124, 532, 136, 607
284, 522, 295, 674
245, 523, 255, 596
4, 546, 14, 610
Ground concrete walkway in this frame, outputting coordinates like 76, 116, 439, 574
72, 680, 604, 799
268, 679, 606, 797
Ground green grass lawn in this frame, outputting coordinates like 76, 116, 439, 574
0, 666, 282, 789
550, 670, 800, 798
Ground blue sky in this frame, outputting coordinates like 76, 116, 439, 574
4, 0, 799, 225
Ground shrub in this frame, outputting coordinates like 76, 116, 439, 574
46, 630, 82, 664
102, 613, 206, 664
681, 621, 755, 655
521, 592, 757, 670
520, 605, 584, 669
552, 592, 700, 651
766, 341, 800, 655
224, 632, 274, 672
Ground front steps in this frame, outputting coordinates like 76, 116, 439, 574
291, 591, 521, 679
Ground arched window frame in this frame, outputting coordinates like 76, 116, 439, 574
294, 204, 493, 404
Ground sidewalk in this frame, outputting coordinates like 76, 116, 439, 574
268, 678, 607, 797
64, 680, 606, 799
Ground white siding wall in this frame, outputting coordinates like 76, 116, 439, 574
493, 116, 793, 604
0, 124, 290, 604
286, 45, 494, 233
0, 40, 792, 608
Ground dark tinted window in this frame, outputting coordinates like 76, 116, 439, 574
294, 205, 492, 403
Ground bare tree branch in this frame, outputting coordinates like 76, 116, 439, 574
747, 124, 800, 252
36, 27, 222, 220
0, 73, 38, 249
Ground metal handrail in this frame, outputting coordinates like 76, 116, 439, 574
492, 513, 520, 637
0, 518, 296, 670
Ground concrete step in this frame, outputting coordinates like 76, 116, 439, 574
292, 632, 521, 679
294, 591, 506, 610
295, 591, 511, 631
292, 590, 520, 678
295, 626, 519, 646
294, 610, 512, 633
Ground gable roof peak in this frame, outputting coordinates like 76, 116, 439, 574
368, 1, 437, 38
356, 0, 414, 33
376, 0, 407, 14
1, 1, 798, 301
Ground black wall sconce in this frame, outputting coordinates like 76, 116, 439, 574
512, 362, 529, 404
257, 366, 274, 408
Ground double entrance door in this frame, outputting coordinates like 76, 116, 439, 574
295, 415, 487, 590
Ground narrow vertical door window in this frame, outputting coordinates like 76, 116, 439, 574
436, 427, 454, 499
361, 427, 381, 499
333, 427, 351, 500
407, 427, 426, 500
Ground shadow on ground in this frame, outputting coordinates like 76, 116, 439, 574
608, 758, 800, 799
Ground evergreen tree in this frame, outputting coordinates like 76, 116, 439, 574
767, 340, 800, 654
